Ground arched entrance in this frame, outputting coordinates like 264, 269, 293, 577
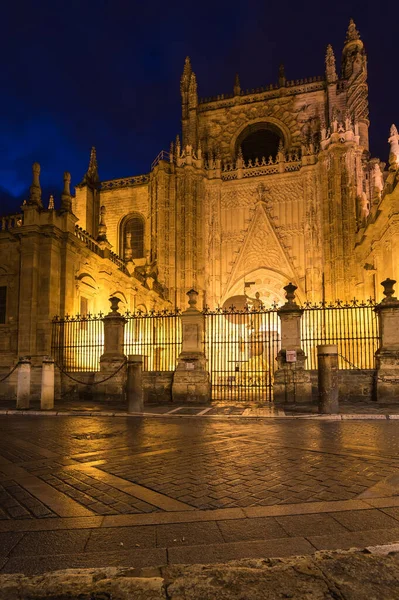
205, 270, 295, 403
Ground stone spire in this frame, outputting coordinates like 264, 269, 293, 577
48, 195, 55, 210
234, 73, 241, 96
278, 64, 286, 87
341, 18, 368, 149
388, 124, 399, 170
188, 71, 198, 108
180, 56, 192, 94
325, 44, 337, 83
28, 162, 42, 207
346, 18, 360, 42
60, 172, 72, 212
79, 147, 99, 188
341, 18, 365, 80
180, 56, 198, 147
97, 205, 107, 241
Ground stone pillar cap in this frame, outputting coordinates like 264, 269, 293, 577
127, 355, 144, 363
317, 344, 338, 355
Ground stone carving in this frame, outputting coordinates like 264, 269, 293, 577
325, 44, 337, 83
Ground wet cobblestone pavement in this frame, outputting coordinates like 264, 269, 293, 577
1, 415, 399, 575
1, 416, 399, 517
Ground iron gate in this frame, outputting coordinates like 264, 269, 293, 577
204, 306, 280, 402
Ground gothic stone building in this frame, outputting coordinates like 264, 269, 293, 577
0, 19, 398, 370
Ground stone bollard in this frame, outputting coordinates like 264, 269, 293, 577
127, 355, 144, 413
16, 357, 31, 409
40, 357, 54, 410
317, 345, 339, 414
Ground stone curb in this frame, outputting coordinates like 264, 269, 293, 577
0, 409, 398, 420
1, 547, 399, 600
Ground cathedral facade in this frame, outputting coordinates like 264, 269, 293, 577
0, 19, 398, 367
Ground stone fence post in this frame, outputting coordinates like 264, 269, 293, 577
97, 296, 127, 402
127, 355, 144, 413
274, 283, 312, 404
172, 289, 211, 404
16, 357, 31, 409
375, 278, 399, 403
40, 356, 54, 410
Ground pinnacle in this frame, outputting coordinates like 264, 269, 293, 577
346, 18, 360, 42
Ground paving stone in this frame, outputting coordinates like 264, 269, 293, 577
9, 529, 92, 556
276, 513, 349, 536
308, 527, 399, 551
86, 525, 156, 552
0, 548, 167, 575
217, 517, 286, 542
329, 509, 399, 532
167, 536, 315, 565
156, 522, 224, 548
0, 533, 24, 557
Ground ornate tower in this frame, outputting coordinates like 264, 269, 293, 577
341, 19, 369, 150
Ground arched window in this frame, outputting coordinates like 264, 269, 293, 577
236, 123, 284, 163
122, 214, 145, 260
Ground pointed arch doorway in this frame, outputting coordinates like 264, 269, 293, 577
205, 269, 293, 403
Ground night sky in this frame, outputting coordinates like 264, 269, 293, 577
0, 0, 396, 214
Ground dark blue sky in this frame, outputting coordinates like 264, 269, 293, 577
0, 0, 396, 213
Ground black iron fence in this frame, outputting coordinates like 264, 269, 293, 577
51, 299, 380, 380
124, 310, 182, 371
51, 310, 182, 372
301, 299, 379, 370
51, 314, 104, 372
204, 306, 280, 402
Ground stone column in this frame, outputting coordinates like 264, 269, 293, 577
40, 357, 54, 410
127, 355, 144, 413
375, 278, 399, 403
273, 283, 312, 404
172, 289, 211, 404
97, 297, 127, 402
16, 357, 31, 409
317, 345, 339, 413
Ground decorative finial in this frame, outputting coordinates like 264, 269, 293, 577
79, 147, 99, 187
380, 278, 397, 303
97, 205, 107, 241
234, 73, 241, 96
180, 56, 192, 93
187, 289, 198, 310
108, 296, 122, 315
28, 162, 42, 207
388, 124, 399, 169
278, 139, 284, 153
60, 172, 72, 212
346, 18, 360, 42
284, 282, 298, 305
278, 64, 286, 87
325, 44, 337, 83
175, 134, 181, 157
48, 195, 54, 210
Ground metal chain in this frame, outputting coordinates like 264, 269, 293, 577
338, 353, 399, 384
0, 362, 19, 383
54, 359, 127, 386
